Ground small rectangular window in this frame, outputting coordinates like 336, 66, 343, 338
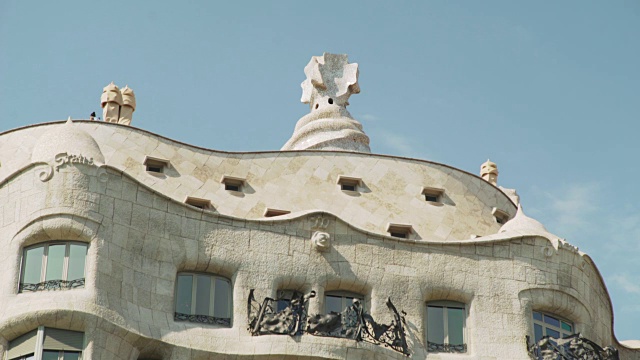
225, 183, 240, 192
422, 187, 445, 204
143, 156, 170, 174
341, 184, 356, 191
492, 208, 510, 224
337, 176, 362, 192
387, 223, 413, 239
184, 196, 212, 210
220, 175, 246, 193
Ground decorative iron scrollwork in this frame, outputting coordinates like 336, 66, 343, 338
247, 290, 410, 356
307, 299, 363, 340
248, 289, 316, 336
20, 278, 85, 292
527, 334, 619, 360
174, 312, 231, 327
427, 342, 467, 353
361, 298, 410, 355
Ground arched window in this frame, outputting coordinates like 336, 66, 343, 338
174, 273, 232, 327
20, 242, 88, 292
6, 327, 84, 360
532, 311, 574, 341
324, 290, 364, 313
426, 300, 467, 353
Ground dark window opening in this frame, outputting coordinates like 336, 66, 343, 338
390, 232, 407, 239
146, 165, 162, 173
341, 184, 356, 191
225, 183, 240, 192
425, 194, 439, 202
328, 98, 333, 104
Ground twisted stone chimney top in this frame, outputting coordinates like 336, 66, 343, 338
282, 53, 370, 153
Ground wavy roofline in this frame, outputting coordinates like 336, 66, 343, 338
0, 120, 517, 208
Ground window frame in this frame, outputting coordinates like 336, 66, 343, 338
336, 176, 362, 193
220, 175, 246, 193
422, 187, 445, 205
184, 196, 212, 210
531, 310, 574, 341
324, 290, 365, 314
426, 300, 467, 353
492, 207, 510, 224
386, 223, 413, 239
174, 272, 233, 326
143, 156, 170, 174
6, 326, 84, 360
19, 241, 88, 293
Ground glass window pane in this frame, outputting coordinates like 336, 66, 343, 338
427, 306, 445, 344
544, 314, 560, 327
175, 275, 193, 314
561, 321, 572, 332
195, 275, 212, 316
42, 351, 59, 360
533, 311, 543, 321
277, 299, 290, 312
45, 245, 66, 281
213, 278, 230, 318
447, 307, 465, 345
325, 295, 343, 313
22, 247, 44, 284
63, 351, 81, 360
534, 323, 543, 342
67, 244, 87, 281
546, 328, 560, 338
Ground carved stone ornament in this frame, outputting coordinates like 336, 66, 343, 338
311, 231, 331, 252
527, 334, 619, 360
38, 152, 108, 183
247, 290, 410, 356
542, 246, 555, 258
309, 215, 329, 230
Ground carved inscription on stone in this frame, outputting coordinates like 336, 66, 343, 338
55, 152, 94, 171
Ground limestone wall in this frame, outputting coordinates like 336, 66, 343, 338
0, 121, 516, 242
0, 159, 635, 359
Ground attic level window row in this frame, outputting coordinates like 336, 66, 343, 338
145, 161, 513, 225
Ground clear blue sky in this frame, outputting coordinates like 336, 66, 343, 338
1, 0, 639, 341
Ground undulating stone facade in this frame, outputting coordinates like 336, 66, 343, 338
0, 53, 637, 359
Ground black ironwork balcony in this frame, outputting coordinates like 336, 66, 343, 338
247, 289, 316, 336
248, 289, 410, 356
427, 342, 467, 353
174, 312, 231, 327
526, 334, 619, 360
19, 278, 85, 292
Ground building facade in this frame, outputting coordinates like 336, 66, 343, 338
0, 53, 638, 359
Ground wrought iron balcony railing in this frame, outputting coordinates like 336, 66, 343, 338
526, 333, 619, 360
247, 289, 410, 356
174, 312, 231, 327
19, 278, 85, 292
